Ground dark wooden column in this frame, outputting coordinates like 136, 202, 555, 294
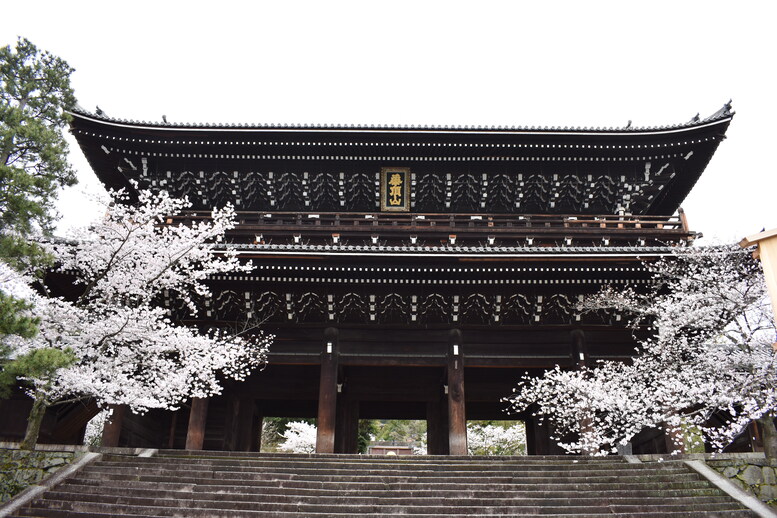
426, 397, 449, 455
185, 397, 209, 450
525, 415, 557, 455
335, 396, 359, 454
224, 395, 257, 452
569, 329, 599, 455
573, 329, 599, 455
166, 411, 178, 449
222, 396, 240, 451
235, 399, 258, 452
572, 329, 587, 369
316, 327, 339, 453
447, 329, 467, 456
251, 409, 264, 452
101, 404, 126, 447
524, 415, 540, 455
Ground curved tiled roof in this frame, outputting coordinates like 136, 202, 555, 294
69, 102, 734, 135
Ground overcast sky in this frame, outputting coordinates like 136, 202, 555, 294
2, 1, 775, 242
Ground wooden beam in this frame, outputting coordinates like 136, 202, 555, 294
101, 404, 126, 447
185, 397, 209, 450
316, 327, 339, 453
447, 329, 467, 455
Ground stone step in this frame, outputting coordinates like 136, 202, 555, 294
156, 450, 628, 461
12, 508, 759, 518
149, 453, 642, 465
26, 498, 752, 516
43, 486, 738, 508
82, 462, 692, 480
63, 473, 720, 492
101, 457, 656, 472
57, 479, 727, 499
75, 469, 705, 487
11, 452, 758, 517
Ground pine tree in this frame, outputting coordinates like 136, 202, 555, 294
0, 37, 77, 366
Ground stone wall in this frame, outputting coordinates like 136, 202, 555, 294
708, 457, 777, 506
0, 446, 82, 502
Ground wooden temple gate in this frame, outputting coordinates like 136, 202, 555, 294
1, 104, 735, 454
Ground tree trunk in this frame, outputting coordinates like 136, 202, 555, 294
757, 414, 777, 460
20, 397, 48, 450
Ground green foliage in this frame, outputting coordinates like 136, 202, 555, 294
261, 418, 375, 453
0, 37, 77, 238
0, 347, 76, 399
357, 419, 377, 454
0, 291, 38, 340
682, 420, 706, 454
373, 419, 427, 444
0, 36, 76, 401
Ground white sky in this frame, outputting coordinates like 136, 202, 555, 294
2, 0, 775, 242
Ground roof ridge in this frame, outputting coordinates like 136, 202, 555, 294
68, 102, 734, 134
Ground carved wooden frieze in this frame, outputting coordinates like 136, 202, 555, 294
152, 163, 672, 215
171, 289, 628, 327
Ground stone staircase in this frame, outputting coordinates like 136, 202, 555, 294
7, 450, 758, 517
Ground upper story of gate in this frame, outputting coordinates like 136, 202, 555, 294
69, 103, 732, 220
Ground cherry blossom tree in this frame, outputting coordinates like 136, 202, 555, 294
506, 245, 777, 457
5, 187, 272, 448
467, 422, 526, 456
278, 421, 317, 453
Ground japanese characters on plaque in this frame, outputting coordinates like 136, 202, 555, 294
380, 167, 410, 212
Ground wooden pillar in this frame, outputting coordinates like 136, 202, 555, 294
524, 415, 542, 455
185, 397, 209, 450
166, 411, 178, 449
235, 399, 257, 452
426, 398, 449, 455
316, 327, 339, 454
101, 404, 126, 447
572, 329, 587, 369
525, 415, 565, 455
447, 329, 467, 456
222, 396, 240, 451
223, 395, 257, 451
335, 397, 359, 454
750, 420, 763, 452
573, 329, 599, 456
250, 410, 263, 452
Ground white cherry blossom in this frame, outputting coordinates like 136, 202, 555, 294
506, 245, 777, 456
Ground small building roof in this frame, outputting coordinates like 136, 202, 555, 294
740, 228, 777, 248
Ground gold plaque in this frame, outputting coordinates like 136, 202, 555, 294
380, 167, 410, 212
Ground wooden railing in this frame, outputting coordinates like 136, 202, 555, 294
170, 211, 688, 234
